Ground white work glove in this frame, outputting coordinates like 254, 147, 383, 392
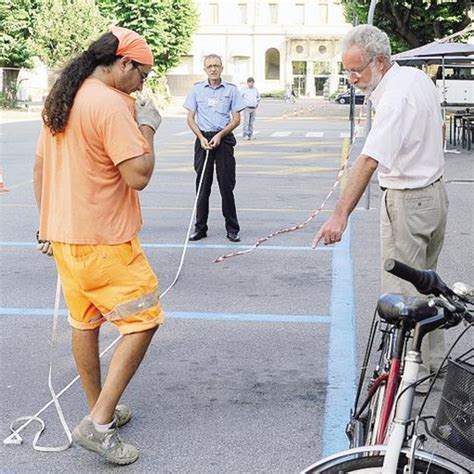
36, 231, 53, 256
135, 96, 162, 132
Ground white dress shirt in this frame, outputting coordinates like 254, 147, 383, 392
362, 62, 444, 189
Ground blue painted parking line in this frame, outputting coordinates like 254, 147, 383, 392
0, 241, 334, 252
143, 243, 333, 251
0, 307, 331, 324
322, 221, 356, 457
0, 242, 37, 247
169, 312, 330, 323
1, 227, 354, 457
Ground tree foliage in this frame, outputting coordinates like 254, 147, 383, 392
341, 0, 472, 53
97, 0, 198, 76
0, 0, 39, 68
31, 0, 109, 69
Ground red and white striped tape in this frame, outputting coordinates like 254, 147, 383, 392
214, 161, 348, 263
214, 103, 364, 263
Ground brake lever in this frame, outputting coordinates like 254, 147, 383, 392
428, 297, 456, 313
428, 296, 466, 327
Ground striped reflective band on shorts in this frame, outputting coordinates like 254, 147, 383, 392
88, 313, 104, 324
103, 288, 160, 321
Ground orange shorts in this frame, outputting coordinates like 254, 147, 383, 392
52, 237, 164, 335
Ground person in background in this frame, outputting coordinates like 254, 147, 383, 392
313, 25, 448, 393
184, 54, 246, 243
241, 77, 261, 140
284, 83, 297, 104
34, 26, 163, 465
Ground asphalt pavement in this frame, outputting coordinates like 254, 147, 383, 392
0, 98, 473, 473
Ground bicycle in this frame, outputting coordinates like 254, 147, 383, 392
284, 88, 297, 104
302, 259, 474, 473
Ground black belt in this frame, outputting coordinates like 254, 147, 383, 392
200, 130, 221, 138
380, 176, 442, 192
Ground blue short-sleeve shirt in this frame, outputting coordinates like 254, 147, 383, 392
183, 80, 246, 132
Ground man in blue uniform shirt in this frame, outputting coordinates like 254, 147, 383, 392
184, 54, 246, 242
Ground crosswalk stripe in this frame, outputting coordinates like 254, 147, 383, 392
174, 130, 351, 138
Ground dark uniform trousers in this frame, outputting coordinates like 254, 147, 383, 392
194, 131, 240, 235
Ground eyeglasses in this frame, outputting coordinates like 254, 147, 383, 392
344, 58, 374, 79
132, 61, 149, 82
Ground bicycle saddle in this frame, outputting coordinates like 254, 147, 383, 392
377, 293, 438, 325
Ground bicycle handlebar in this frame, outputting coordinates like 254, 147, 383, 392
383, 259, 451, 297
384, 259, 474, 324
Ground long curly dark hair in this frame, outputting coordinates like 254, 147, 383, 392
42, 32, 120, 135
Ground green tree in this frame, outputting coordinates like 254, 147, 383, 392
97, 0, 198, 76
0, 0, 39, 106
341, 0, 472, 53
0, 0, 39, 68
31, 0, 109, 69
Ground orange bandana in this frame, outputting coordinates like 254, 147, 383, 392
110, 26, 154, 66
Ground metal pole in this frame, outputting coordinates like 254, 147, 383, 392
367, 0, 379, 25
349, 85, 355, 142
349, 12, 359, 144
363, 0, 379, 210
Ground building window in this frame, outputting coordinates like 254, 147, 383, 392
314, 61, 331, 75
268, 3, 278, 24
319, 0, 328, 24
292, 61, 307, 96
209, 3, 219, 24
295, 3, 305, 25
238, 3, 248, 24
234, 56, 250, 83
265, 48, 280, 80
292, 61, 307, 76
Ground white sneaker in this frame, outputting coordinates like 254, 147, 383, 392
72, 417, 138, 465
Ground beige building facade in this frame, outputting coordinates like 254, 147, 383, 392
167, 0, 353, 96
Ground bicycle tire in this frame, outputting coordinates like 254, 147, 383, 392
365, 382, 386, 445
360, 328, 393, 445
308, 453, 456, 473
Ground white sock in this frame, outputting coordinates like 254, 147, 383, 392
92, 419, 114, 432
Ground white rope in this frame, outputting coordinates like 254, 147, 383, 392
4, 148, 212, 451
161, 148, 211, 298
4, 274, 72, 451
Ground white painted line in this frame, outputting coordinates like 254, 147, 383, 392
305, 132, 324, 138
339, 132, 350, 138
175, 131, 192, 136
271, 131, 292, 137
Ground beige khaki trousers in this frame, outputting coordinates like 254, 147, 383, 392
380, 180, 449, 377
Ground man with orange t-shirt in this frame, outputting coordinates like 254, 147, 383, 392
34, 27, 162, 465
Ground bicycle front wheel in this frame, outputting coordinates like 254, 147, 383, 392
305, 454, 457, 474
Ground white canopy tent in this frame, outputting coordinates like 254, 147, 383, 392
392, 42, 474, 105
393, 42, 474, 152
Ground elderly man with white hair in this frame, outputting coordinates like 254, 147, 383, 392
313, 25, 448, 391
